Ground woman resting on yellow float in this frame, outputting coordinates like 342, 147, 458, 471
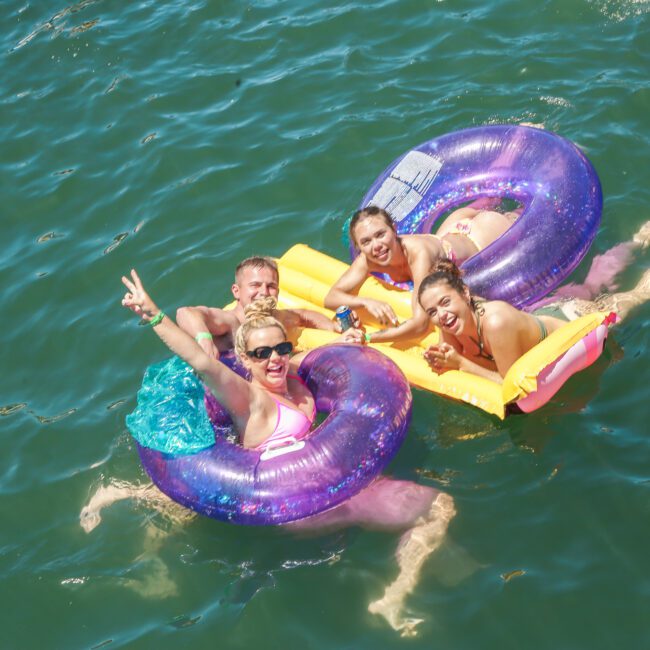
271, 233, 649, 417
322, 205, 518, 343
416, 259, 649, 412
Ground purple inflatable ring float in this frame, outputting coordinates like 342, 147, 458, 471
354, 125, 602, 308
136, 345, 411, 526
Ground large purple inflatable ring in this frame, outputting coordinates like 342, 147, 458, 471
355, 125, 602, 308
137, 345, 412, 526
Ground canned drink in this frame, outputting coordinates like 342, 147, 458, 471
335, 305, 354, 331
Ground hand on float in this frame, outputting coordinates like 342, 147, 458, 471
338, 327, 365, 345
424, 343, 461, 373
363, 298, 399, 326
121, 269, 161, 323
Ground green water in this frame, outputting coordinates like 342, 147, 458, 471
2, 0, 649, 647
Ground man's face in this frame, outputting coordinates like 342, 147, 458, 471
231, 265, 280, 307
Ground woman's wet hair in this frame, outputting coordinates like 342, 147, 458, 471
417, 259, 468, 304
234, 296, 287, 357
349, 206, 396, 247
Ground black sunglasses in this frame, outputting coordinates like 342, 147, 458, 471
245, 341, 293, 359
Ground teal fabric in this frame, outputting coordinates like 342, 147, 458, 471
126, 356, 217, 455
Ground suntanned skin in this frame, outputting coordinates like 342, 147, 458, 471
324, 219, 438, 343
419, 281, 565, 383
324, 209, 517, 344
83, 268, 456, 639
122, 270, 362, 448
418, 222, 650, 383
87, 268, 457, 638
176, 264, 337, 358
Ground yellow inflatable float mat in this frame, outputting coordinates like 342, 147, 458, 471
271, 244, 614, 419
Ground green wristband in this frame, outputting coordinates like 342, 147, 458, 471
364, 332, 372, 343
148, 311, 166, 327
195, 331, 213, 342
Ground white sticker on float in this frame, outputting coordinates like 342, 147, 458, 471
367, 151, 443, 223
259, 438, 306, 461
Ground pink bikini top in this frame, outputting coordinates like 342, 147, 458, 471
255, 375, 316, 452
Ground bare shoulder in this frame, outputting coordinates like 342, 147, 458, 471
482, 300, 524, 331
200, 304, 237, 319
218, 306, 241, 324
201, 305, 241, 335
402, 234, 442, 261
184, 304, 231, 316
401, 234, 428, 253
402, 235, 445, 284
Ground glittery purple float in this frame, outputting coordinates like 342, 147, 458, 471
137, 345, 411, 526
354, 125, 602, 307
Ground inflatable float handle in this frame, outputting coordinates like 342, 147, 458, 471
259, 437, 306, 461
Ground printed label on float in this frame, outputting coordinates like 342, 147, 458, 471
368, 151, 443, 223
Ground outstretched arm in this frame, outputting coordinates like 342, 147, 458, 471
122, 270, 252, 416
324, 256, 399, 326
365, 245, 434, 344
279, 306, 361, 333
176, 305, 235, 358
289, 328, 365, 371
282, 308, 338, 332
364, 311, 430, 344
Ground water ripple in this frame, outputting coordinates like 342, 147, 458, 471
1, 0, 650, 647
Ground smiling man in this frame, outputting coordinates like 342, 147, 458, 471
176, 256, 338, 358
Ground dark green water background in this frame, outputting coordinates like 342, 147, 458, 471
2, 1, 649, 648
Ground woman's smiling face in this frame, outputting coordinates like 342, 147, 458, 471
241, 325, 291, 389
353, 216, 400, 267
419, 281, 472, 336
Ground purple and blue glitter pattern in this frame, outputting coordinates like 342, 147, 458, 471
354, 125, 602, 308
135, 345, 412, 526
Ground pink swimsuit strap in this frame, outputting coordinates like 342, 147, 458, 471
255, 375, 315, 452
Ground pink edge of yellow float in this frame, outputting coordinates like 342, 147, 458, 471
229, 244, 613, 419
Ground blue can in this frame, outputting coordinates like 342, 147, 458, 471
335, 306, 354, 331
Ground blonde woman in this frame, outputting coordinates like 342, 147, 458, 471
81, 270, 456, 637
